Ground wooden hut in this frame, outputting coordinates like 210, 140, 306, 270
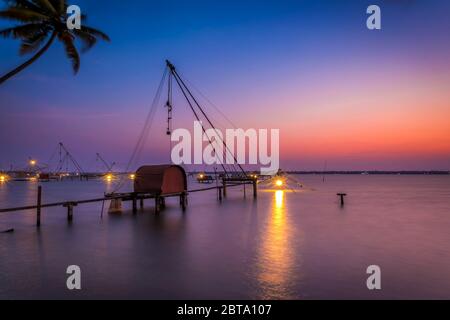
134, 165, 187, 212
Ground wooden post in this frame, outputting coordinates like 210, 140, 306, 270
68, 204, 73, 221
108, 198, 122, 213
64, 202, 77, 222
36, 185, 42, 227
337, 193, 347, 206
218, 187, 223, 202
132, 194, 137, 214
160, 197, 166, 209
180, 193, 187, 211
140, 198, 144, 210
222, 179, 227, 198
253, 180, 257, 199
155, 196, 160, 214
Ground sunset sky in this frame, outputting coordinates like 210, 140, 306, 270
0, 0, 449, 171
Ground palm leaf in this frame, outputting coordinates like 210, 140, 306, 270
0, 23, 47, 39
0, 0, 109, 83
58, 31, 80, 73
19, 31, 49, 55
0, 7, 48, 22
80, 25, 110, 42
32, 0, 57, 14
73, 29, 97, 53
48, 0, 65, 13
10, 0, 44, 13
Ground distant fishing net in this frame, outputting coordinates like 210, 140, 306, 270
257, 171, 313, 192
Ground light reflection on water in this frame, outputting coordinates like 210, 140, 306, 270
256, 190, 300, 299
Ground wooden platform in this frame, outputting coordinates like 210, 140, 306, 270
0, 181, 255, 227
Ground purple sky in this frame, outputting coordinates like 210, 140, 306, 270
0, 0, 449, 172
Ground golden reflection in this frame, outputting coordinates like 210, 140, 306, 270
256, 190, 297, 299
275, 190, 284, 208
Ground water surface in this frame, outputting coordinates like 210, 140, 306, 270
0, 175, 449, 299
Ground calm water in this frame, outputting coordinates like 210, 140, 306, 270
0, 175, 449, 299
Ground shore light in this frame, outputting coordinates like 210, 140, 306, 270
0, 175, 7, 182
275, 179, 283, 187
130, 174, 136, 180
29, 159, 36, 166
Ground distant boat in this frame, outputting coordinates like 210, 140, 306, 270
37, 173, 50, 182
12, 171, 37, 181
197, 172, 214, 184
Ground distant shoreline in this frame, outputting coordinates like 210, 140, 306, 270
285, 171, 450, 175
189, 171, 450, 175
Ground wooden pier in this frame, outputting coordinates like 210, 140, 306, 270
222, 177, 258, 199
0, 179, 256, 227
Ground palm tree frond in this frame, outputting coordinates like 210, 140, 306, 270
0, 7, 49, 23
19, 31, 49, 55
0, 0, 109, 84
31, 0, 57, 14
80, 25, 110, 42
73, 29, 97, 53
48, 0, 65, 13
0, 23, 48, 40
58, 31, 80, 74
10, 0, 44, 13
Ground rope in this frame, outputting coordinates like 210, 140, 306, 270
112, 68, 168, 192
170, 68, 229, 176
184, 77, 238, 129
45, 144, 59, 173
170, 66, 246, 178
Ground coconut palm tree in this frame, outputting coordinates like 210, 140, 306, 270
0, 0, 110, 85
